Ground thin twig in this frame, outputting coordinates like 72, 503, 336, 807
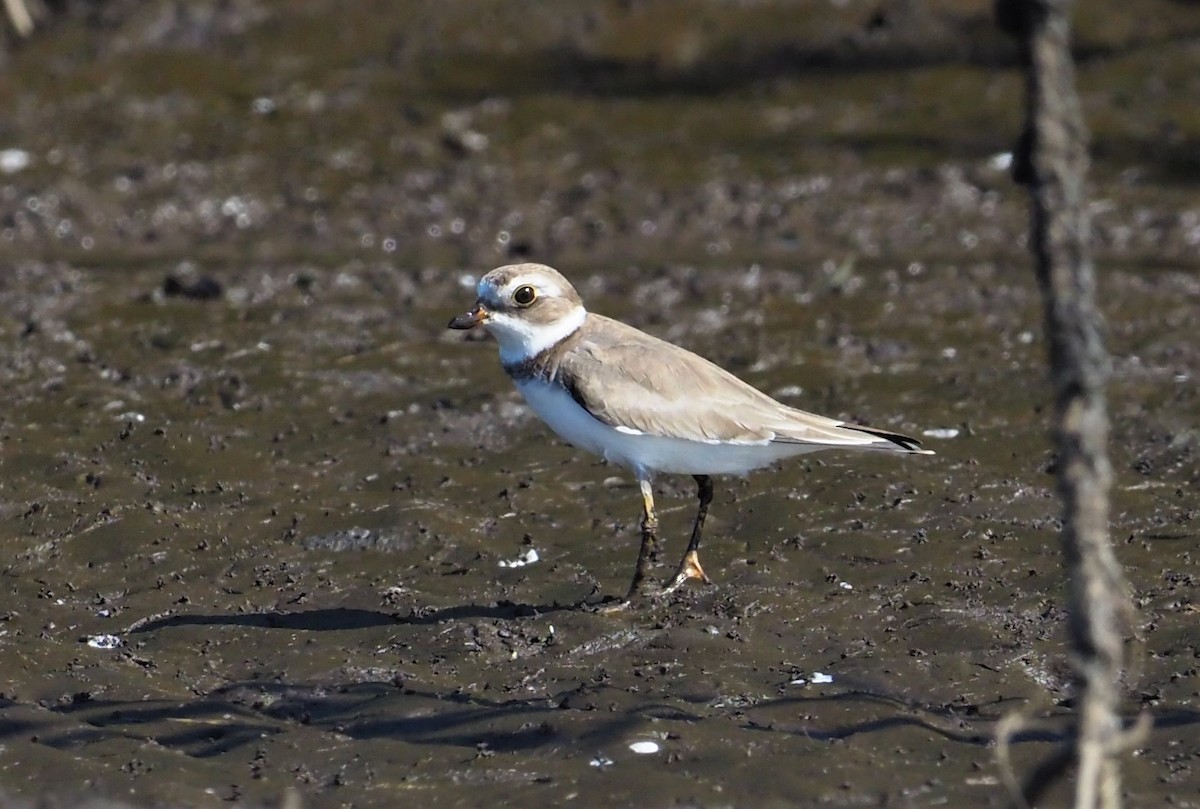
2, 0, 36, 37
998, 0, 1141, 806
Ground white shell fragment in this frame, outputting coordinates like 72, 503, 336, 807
0, 148, 31, 174
628, 740, 660, 755
790, 671, 834, 686
987, 152, 1014, 171
922, 427, 960, 439
498, 548, 540, 568
86, 634, 122, 650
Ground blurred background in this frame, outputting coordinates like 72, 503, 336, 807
1, 3, 1198, 808
1, 0, 1197, 272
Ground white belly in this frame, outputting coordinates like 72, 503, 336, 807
514, 378, 813, 477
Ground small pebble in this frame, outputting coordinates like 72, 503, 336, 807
987, 152, 1014, 171
498, 548, 540, 568
86, 634, 122, 650
0, 148, 31, 174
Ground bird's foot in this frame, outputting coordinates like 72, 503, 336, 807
592, 577, 663, 613
594, 597, 638, 614
591, 554, 714, 612
659, 550, 713, 596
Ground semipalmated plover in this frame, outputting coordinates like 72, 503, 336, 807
449, 263, 933, 608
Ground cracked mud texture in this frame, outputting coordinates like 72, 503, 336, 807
1, 1, 1199, 807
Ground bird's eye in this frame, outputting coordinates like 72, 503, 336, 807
513, 285, 537, 306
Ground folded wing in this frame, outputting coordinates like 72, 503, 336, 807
560, 316, 924, 452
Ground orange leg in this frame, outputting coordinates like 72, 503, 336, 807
600, 478, 660, 611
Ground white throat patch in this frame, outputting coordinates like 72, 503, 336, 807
488, 305, 587, 364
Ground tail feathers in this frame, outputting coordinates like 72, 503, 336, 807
845, 424, 935, 454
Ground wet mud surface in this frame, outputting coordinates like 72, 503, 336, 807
2, 2, 1200, 807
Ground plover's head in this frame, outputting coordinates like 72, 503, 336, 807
448, 263, 587, 363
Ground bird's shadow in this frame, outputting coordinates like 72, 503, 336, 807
122, 600, 585, 635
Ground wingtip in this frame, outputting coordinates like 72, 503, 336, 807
845, 425, 932, 454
